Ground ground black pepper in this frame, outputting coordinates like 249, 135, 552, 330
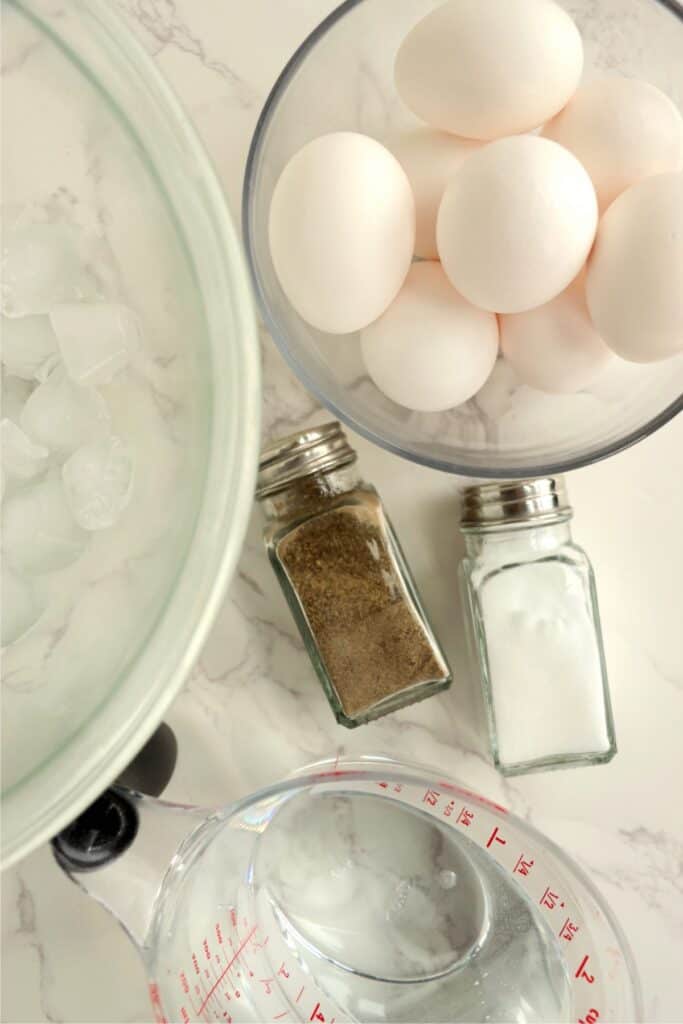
277, 501, 447, 717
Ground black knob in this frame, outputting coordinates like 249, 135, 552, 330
115, 722, 177, 798
52, 789, 138, 872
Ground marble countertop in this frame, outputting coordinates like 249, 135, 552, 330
2, 1, 682, 1022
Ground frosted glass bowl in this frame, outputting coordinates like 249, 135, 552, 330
1, 0, 260, 866
243, 0, 683, 476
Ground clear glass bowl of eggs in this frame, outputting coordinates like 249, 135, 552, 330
244, 0, 683, 476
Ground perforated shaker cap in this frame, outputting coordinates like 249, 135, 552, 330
460, 477, 572, 530
256, 422, 357, 500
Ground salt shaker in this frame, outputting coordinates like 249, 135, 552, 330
458, 478, 616, 776
256, 422, 451, 727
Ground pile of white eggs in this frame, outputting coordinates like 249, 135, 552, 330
268, 0, 683, 413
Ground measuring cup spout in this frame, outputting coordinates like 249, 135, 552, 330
52, 787, 206, 952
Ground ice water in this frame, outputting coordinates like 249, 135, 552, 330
149, 791, 572, 1023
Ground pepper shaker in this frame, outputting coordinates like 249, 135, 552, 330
458, 478, 616, 776
256, 422, 451, 727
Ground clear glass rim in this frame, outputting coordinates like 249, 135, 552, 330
2, 0, 261, 867
242, 0, 683, 479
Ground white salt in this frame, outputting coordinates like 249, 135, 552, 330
1, 418, 49, 481
20, 364, 110, 455
62, 435, 134, 530
480, 561, 610, 767
1, 314, 58, 380
1, 471, 88, 574
50, 303, 140, 386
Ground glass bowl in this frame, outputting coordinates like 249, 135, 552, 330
1, 0, 260, 866
243, 0, 683, 477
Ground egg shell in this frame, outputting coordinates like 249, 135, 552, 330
268, 132, 415, 335
500, 275, 613, 393
437, 136, 598, 314
388, 128, 481, 259
360, 262, 499, 412
543, 75, 683, 212
586, 172, 683, 363
395, 0, 583, 141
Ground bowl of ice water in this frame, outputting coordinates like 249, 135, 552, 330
1, 0, 260, 866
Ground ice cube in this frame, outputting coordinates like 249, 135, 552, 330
1, 372, 31, 424
1, 566, 45, 646
20, 365, 110, 455
62, 436, 134, 530
34, 352, 62, 383
1, 418, 49, 480
50, 303, 141, 386
1, 471, 88, 573
1, 314, 58, 380
1, 220, 84, 316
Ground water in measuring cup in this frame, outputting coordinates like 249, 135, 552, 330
150, 789, 572, 1023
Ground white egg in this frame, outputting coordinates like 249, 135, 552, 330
586, 172, 683, 363
360, 262, 499, 412
500, 275, 613, 393
387, 128, 481, 259
543, 76, 683, 212
395, 0, 583, 141
268, 132, 415, 335
437, 136, 598, 314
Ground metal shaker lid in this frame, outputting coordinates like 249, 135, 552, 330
460, 477, 572, 530
256, 421, 357, 499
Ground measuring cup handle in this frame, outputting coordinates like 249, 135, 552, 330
52, 788, 139, 871
51, 722, 177, 871
50, 726, 203, 951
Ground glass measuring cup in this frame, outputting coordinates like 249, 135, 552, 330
52, 756, 641, 1023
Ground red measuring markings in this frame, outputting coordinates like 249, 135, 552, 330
559, 917, 580, 941
575, 955, 595, 984
278, 963, 290, 979
578, 1009, 600, 1023
260, 978, 275, 995
196, 926, 257, 1016
486, 826, 506, 850
377, 781, 403, 793
423, 788, 440, 807
309, 1003, 335, 1023
148, 983, 168, 1024
513, 854, 534, 876
440, 784, 508, 815
443, 800, 456, 817
295, 987, 305, 1004
457, 807, 474, 827
539, 887, 564, 910
209, 956, 234, 1004
273, 1013, 288, 1021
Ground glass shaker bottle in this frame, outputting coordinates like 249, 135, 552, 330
458, 478, 616, 776
256, 422, 451, 727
